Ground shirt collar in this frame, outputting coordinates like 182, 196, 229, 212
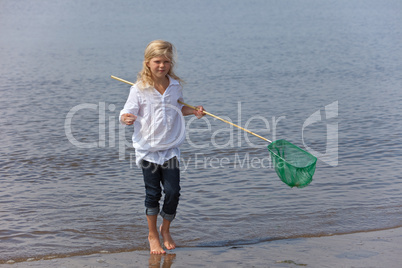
138, 75, 180, 90
167, 75, 180, 86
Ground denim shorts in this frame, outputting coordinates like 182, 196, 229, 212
141, 157, 180, 222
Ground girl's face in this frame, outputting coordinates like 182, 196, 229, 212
147, 56, 171, 80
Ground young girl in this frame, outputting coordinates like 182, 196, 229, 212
120, 40, 204, 254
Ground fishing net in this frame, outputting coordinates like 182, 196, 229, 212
268, 139, 317, 188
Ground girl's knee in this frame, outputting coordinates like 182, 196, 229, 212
145, 191, 162, 208
165, 184, 181, 199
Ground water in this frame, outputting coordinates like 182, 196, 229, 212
1, 0, 402, 262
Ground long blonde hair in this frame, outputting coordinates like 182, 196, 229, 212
137, 40, 184, 88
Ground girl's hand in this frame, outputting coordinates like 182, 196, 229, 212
122, 113, 137, 125
194, 106, 205, 119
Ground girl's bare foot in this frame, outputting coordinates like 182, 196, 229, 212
160, 224, 176, 250
148, 234, 166, 254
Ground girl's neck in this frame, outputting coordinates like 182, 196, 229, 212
153, 75, 169, 95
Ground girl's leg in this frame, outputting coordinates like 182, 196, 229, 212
142, 160, 165, 254
142, 160, 162, 210
160, 217, 176, 250
160, 157, 181, 219
146, 214, 166, 254
160, 157, 181, 250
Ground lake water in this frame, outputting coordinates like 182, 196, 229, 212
1, 0, 402, 262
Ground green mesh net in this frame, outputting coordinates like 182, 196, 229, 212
268, 139, 317, 188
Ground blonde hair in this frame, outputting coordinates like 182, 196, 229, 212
137, 40, 184, 88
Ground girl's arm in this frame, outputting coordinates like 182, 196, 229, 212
182, 105, 205, 119
120, 85, 140, 125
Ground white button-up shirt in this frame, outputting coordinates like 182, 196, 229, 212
120, 76, 185, 166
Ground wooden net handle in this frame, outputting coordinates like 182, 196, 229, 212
111, 75, 272, 143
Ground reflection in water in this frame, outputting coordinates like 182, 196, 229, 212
148, 254, 176, 268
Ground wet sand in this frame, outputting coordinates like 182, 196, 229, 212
2, 227, 401, 267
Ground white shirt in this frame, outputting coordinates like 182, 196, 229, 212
119, 76, 185, 167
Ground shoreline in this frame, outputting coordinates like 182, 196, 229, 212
2, 227, 401, 267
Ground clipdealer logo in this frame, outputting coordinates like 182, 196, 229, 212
64, 101, 338, 168
302, 101, 338, 167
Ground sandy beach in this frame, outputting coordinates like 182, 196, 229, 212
2, 227, 401, 268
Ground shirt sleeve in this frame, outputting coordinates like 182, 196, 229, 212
119, 85, 140, 125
